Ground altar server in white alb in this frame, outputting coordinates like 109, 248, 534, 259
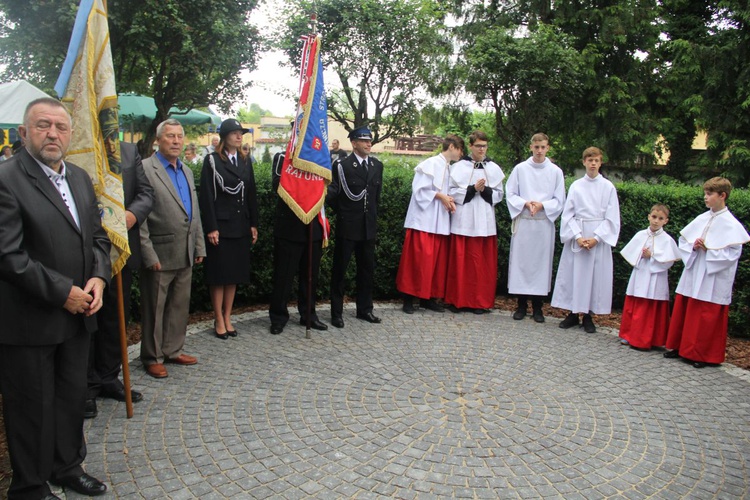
664, 177, 750, 368
618, 204, 681, 350
445, 131, 505, 314
396, 134, 465, 314
552, 147, 620, 333
506, 133, 565, 323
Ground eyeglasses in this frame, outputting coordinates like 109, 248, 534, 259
472, 143, 488, 149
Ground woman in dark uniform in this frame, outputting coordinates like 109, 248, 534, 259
199, 119, 259, 339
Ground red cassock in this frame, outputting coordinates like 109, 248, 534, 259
444, 234, 497, 309
666, 294, 729, 364
396, 229, 450, 300
618, 295, 670, 349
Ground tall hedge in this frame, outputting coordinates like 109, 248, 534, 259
130, 160, 750, 339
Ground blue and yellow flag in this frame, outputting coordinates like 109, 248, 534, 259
55, 0, 129, 275
278, 35, 333, 229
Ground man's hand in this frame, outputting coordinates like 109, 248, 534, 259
150, 262, 162, 271
694, 238, 706, 251
207, 230, 219, 246
251, 227, 258, 244
526, 201, 543, 216
64, 286, 93, 314
82, 277, 106, 316
125, 210, 137, 230
642, 247, 652, 258
195, 256, 204, 264
474, 178, 486, 192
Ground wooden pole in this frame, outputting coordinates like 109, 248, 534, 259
115, 271, 134, 418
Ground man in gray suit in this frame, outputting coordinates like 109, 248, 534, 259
0, 98, 111, 498
139, 119, 205, 379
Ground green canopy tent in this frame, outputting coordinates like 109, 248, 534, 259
118, 93, 222, 130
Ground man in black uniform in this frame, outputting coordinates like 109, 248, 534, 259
268, 150, 328, 334
86, 141, 154, 418
329, 139, 347, 165
327, 126, 383, 328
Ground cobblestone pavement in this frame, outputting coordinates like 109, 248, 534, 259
65, 304, 750, 499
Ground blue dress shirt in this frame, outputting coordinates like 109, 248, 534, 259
155, 151, 192, 221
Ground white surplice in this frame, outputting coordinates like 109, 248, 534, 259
551, 174, 620, 314
403, 153, 452, 235
674, 208, 750, 305
505, 157, 565, 295
619, 228, 680, 300
448, 158, 505, 237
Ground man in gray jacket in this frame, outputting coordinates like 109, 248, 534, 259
139, 119, 205, 378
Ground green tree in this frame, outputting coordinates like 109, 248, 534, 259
548, 0, 662, 166
0, 0, 261, 157
456, 24, 585, 166
653, 0, 750, 186
237, 103, 271, 124
448, 0, 662, 168
653, 0, 715, 180
262, 145, 272, 164
278, 0, 451, 144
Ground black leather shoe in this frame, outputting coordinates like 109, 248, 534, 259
693, 361, 707, 368
331, 317, 345, 328
513, 308, 527, 320
84, 399, 97, 419
559, 313, 579, 329
532, 309, 545, 323
356, 312, 381, 323
270, 324, 284, 335
663, 350, 680, 359
100, 385, 143, 403
582, 314, 596, 333
472, 308, 490, 315
420, 299, 445, 312
227, 329, 238, 337
215, 330, 228, 340
300, 318, 328, 331
42, 494, 61, 500
51, 473, 107, 496
402, 301, 415, 314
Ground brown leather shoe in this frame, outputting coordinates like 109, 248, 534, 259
165, 354, 198, 365
145, 363, 168, 378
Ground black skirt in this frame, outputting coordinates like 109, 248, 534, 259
203, 235, 252, 285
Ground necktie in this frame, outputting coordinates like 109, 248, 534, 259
362, 159, 368, 172
231, 156, 237, 167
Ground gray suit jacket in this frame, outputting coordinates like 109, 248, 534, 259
0, 148, 112, 345
140, 154, 206, 271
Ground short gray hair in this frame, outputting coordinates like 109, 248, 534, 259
23, 97, 71, 127
156, 118, 183, 139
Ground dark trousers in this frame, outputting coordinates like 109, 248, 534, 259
518, 294, 544, 310
330, 237, 375, 318
0, 332, 89, 500
88, 266, 133, 398
269, 237, 323, 327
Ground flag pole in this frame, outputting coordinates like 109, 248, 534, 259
115, 272, 134, 418
304, 12, 317, 341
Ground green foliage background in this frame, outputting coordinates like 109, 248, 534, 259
129, 158, 750, 339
